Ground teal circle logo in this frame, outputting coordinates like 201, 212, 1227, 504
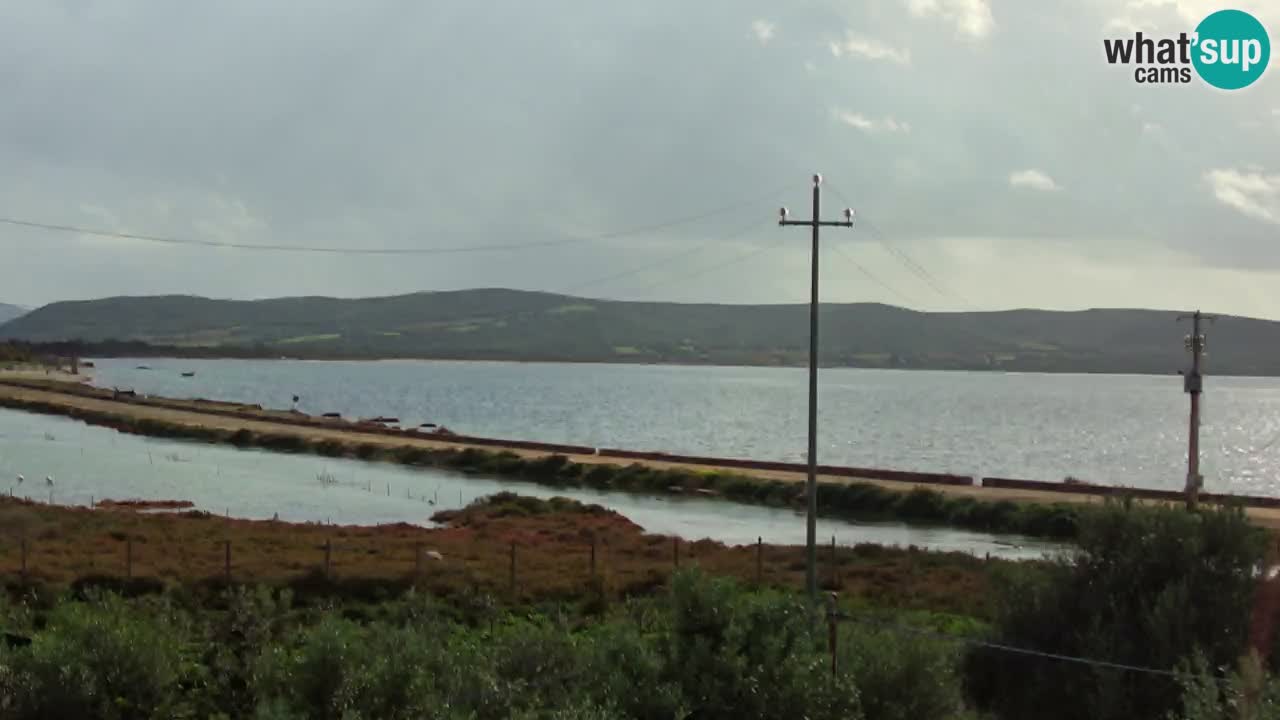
1192, 9, 1270, 90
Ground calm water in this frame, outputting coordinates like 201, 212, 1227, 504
86, 358, 1280, 497
0, 408, 1050, 559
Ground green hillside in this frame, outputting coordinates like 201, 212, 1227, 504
1, 289, 1275, 374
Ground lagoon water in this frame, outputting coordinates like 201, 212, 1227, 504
86, 357, 1280, 497
0, 408, 1051, 559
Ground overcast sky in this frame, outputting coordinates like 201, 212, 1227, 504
2, 0, 1279, 317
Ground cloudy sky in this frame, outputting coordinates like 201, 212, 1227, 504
2, 0, 1279, 317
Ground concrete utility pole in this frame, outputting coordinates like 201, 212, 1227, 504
779, 174, 853, 603
1177, 310, 1215, 511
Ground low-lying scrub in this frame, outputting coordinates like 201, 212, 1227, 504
0, 501, 1275, 720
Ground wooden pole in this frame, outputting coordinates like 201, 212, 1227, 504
509, 542, 517, 597
830, 535, 837, 587
224, 540, 232, 584
827, 593, 839, 679
756, 536, 763, 586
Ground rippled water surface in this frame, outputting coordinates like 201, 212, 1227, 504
84, 358, 1280, 496
0, 409, 1050, 559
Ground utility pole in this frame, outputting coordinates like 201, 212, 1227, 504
1177, 310, 1215, 511
779, 174, 853, 603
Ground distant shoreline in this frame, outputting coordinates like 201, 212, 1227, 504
16, 346, 1206, 377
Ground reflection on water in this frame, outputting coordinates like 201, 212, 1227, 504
85, 357, 1280, 497
0, 409, 1055, 560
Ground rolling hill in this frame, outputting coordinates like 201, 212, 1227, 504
1, 289, 1276, 374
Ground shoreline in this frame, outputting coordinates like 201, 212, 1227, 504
7, 346, 1241, 376
1, 375, 1278, 536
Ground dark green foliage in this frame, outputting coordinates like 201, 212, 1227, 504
838, 621, 966, 720
0, 594, 191, 719
0, 571, 957, 719
228, 428, 255, 447
966, 501, 1269, 720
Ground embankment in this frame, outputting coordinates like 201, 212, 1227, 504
1, 377, 1278, 538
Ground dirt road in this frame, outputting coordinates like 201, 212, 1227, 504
3, 376, 1279, 530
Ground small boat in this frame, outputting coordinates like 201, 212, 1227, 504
135, 365, 151, 370
181, 372, 195, 377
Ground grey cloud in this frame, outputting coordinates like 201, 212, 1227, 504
1, 0, 1279, 315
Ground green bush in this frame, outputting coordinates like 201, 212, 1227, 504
0, 594, 192, 719
838, 622, 965, 720
966, 501, 1268, 720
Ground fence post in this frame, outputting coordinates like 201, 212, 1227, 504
827, 592, 839, 679
126, 538, 133, 579
224, 540, 232, 584
509, 541, 517, 598
673, 537, 680, 568
756, 536, 763, 586
324, 539, 332, 579
830, 535, 837, 588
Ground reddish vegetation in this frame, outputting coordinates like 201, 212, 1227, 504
0, 494, 1002, 616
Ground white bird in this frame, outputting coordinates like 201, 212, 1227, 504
16, 474, 23, 485
45, 475, 53, 487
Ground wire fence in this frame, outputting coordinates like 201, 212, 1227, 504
0, 525, 1236, 689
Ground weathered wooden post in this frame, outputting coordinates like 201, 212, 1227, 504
756, 536, 763, 586
827, 592, 839, 679
830, 535, 837, 587
509, 541, 517, 597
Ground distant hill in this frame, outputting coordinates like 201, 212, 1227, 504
0, 289, 1274, 374
0, 303, 26, 325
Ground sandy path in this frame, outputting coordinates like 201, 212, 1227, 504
3, 378, 1279, 530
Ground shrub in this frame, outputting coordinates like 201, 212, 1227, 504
838, 621, 965, 720
966, 501, 1268, 720
0, 594, 191, 719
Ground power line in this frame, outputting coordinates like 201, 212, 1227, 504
826, 242, 919, 308
823, 182, 974, 308
0, 182, 794, 256
833, 611, 1209, 682
560, 218, 766, 296
617, 233, 783, 298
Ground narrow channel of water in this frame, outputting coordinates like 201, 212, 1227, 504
0, 409, 1056, 559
